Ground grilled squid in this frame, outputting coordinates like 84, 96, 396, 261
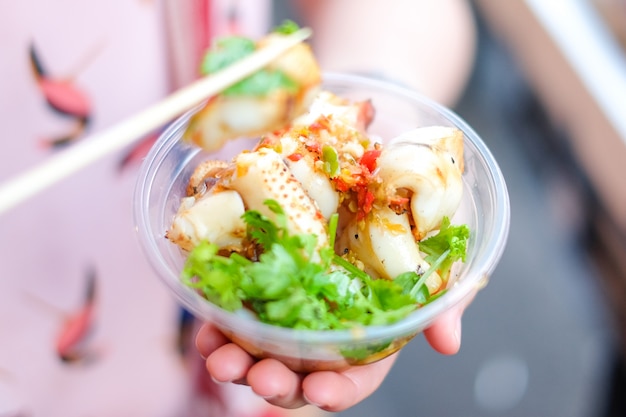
168, 88, 464, 298
182, 32, 321, 152
166, 190, 246, 252
340, 126, 463, 290
226, 148, 329, 250
167, 91, 373, 256
378, 126, 464, 240
167, 149, 331, 255
338, 206, 443, 294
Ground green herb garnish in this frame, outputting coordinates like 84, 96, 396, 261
182, 202, 469, 331
273, 19, 301, 35
419, 217, 470, 282
201, 36, 256, 75
386, 216, 469, 305
182, 200, 421, 330
199, 22, 301, 97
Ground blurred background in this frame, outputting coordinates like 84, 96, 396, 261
276, 0, 626, 415
314, 1, 625, 416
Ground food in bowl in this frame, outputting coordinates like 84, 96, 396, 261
134, 24, 509, 372
182, 20, 321, 153
167, 87, 470, 332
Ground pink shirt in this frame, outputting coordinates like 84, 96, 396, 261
0, 1, 282, 416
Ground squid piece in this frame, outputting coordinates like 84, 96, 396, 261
167, 91, 375, 256
226, 148, 329, 250
291, 91, 375, 133
166, 190, 247, 252
182, 33, 321, 152
338, 206, 442, 294
284, 156, 339, 219
167, 150, 334, 254
377, 126, 464, 241
167, 147, 330, 255
186, 160, 229, 196
274, 91, 375, 218
336, 126, 464, 293
168, 86, 464, 300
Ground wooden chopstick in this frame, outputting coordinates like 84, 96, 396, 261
0, 28, 312, 216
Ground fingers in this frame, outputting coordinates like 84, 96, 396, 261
301, 353, 398, 412
197, 324, 307, 408
247, 359, 307, 409
196, 321, 398, 411
196, 323, 255, 385
195, 322, 229, 359
423, 292, 475, 355
205, 343, 256, 384
423, 306, 462, 355
195, 296, 472, 413
207, 347, 307, 408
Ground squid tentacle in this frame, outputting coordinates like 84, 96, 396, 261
377, 126, 464, 241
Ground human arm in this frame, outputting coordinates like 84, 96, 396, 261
291, 0, 477, 107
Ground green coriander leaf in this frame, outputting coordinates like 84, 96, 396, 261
413, 284, 431, 305
393, 271, 419, 294
199, 35, 298, 96
419, 217, 470, 281
368, 279, 416, 311
201, 36, 256, 74
394, 271, 433, 304
242, 208, 282, 250
244, 245, 298, 298
211, 20, 302, 95
222, 70, 298, 96
181, 199, 431, 331
263, 199, 288, 228
333, 254, 370, 281
182, 241, 245, 311
325, 270, 354, 299
273, 20, 301, 35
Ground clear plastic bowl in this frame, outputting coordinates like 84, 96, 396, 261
134, 72, 511, 372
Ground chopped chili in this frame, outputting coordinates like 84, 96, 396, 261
359, 149, 382, 173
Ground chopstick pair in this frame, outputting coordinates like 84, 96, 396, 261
0, 28, 312, 216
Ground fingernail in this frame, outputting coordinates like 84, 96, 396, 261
303, 393, 325, 409
210, 376, 227, 385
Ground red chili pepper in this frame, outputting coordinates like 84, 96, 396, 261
287, 153, 304, 162
356, 186, 375, 220
364, 190, 375, 213
309, 115, 331, 132
305, 140, 321, 154
359, 149, 382, 173
333, 178, 350, 192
